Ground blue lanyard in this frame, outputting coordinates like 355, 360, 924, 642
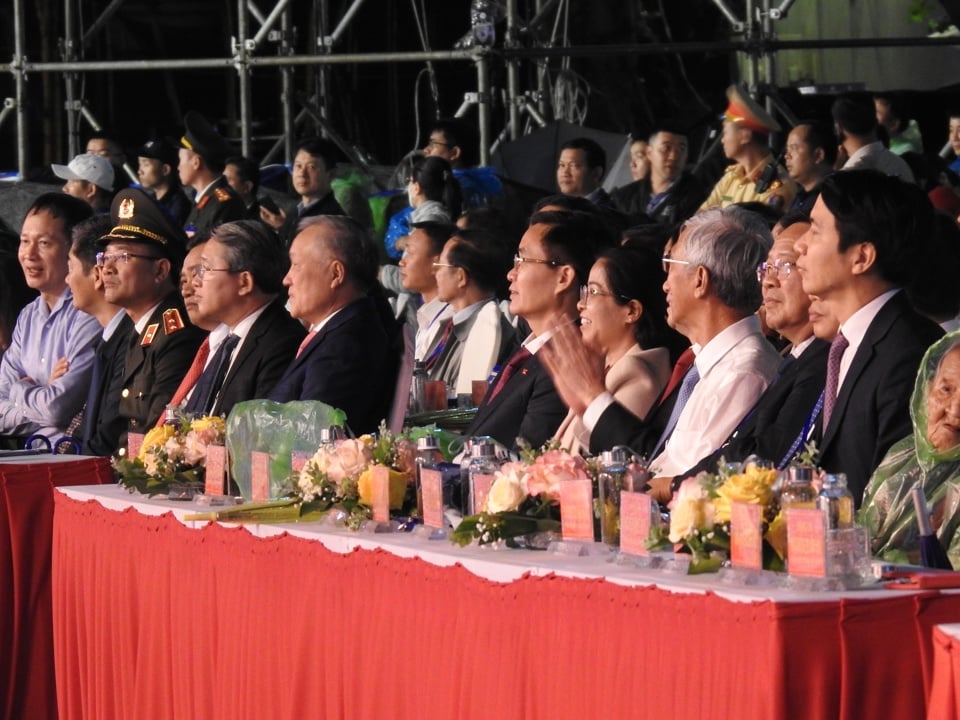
778, 391, 823, 469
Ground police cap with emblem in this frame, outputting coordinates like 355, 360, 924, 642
179, 111, 233, 167
724, 84, 781, 135
100, 188, 187, 265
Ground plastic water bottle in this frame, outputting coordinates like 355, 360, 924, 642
414, 435, 444, 517
598, 448, 628, 547
780, 465, 818, 509
817, 472, 854, 530
465, 437, 499, 515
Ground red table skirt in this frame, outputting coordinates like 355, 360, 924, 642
0, 458, 112, 720
52, 494, 960, 720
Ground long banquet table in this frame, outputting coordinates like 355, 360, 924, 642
0, 455, 111, 720
52, 485, 960, 720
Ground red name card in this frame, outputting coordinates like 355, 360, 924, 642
470, 473, 494, 515
369, 465, 391, 523
420, 467, 444, 529
619, 491, 652, 556
786, 507, 827, 577
560, 478, 594, 541
204, 445, 226, 496
290, 451, 311, 473
127, 432, 144, 460
251, 451, 271, 502
730, 502, 763, 569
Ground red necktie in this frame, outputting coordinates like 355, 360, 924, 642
822, 331, 849, 430
425, 320, 454, 370
486, 347, 532, 402
296, 330, 318, 358
160, 336, 211, 426
657, 347, 696, 407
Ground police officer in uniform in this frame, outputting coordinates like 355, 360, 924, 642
699, 85, 797, 212
179, 111, 246, 238
98, 189, 206, 449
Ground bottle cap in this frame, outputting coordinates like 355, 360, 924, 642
416, 435, 440, 451
788, 465, 814, 482
470, 436, 495, 458
600, 448, 628, 466
320, 425, 346, 443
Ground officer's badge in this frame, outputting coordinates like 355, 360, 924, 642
141, 323, 159, 346
162, 308, 185, 335
197, 195, 210, 210
119, 197, 135, 219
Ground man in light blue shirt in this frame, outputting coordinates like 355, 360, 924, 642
0, 194, 101, 445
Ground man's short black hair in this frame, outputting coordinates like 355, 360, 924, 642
225, 155, 260, 193
429, 118, 479, 167
559, 137, 606, 173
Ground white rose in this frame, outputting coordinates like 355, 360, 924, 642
667, 477, 715, 543
485, 469, 526, 513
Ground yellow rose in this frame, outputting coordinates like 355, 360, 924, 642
357, 467, 409, 509
763, 511, 787, 560
713, 467, 778, 524
191, 416, 226, 435
139, 425, 177, 460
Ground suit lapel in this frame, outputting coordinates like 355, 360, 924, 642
820, 294, 902, 450
288, 299, 365, 372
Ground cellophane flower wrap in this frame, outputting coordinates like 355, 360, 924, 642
648, 458, 786, 573
114, 415, 226, 495
451, 440, 600, 547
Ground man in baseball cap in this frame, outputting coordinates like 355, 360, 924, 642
137, 137, 190, 227
178, 111, 245, 238
52, 153, 115, 214
98, 188, 205, 442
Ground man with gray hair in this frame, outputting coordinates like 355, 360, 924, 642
178, 220, 306, 418
542, 206, 781, 499
267, 215, 400, 435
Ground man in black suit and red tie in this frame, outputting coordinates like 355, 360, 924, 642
464, 210, 614, 450
795, 169, 943, 504
177, 220, 306, 419
267, 215, 400, 436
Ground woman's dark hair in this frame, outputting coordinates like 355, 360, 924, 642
446, 226, 512, 299
410, 156, 463, 219
598, 244, 687, 359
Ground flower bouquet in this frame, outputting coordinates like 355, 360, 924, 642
648, 459, 787, 573
450, 440, 598, 548
185, 421, 418, 528
114, 415, 226, 496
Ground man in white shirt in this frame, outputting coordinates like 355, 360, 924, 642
832, 94, 915, 183
542, 206, 780, 499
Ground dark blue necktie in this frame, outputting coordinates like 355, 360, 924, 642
184, 334, 239, 416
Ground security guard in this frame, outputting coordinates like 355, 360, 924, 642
98, 189, 206, 450
179, 111, 246, 238
699, 85, 797, 211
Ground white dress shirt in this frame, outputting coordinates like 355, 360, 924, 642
649, 315, 781, 476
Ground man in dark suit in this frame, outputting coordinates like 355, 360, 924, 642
99, 189, 206, 444
267, 215, 399, 436
259, 137, 345, 247
179, 111, 246, 239
180, 220, 305, 418
64, 215, 134, 456
465, 210, 613, 450
796, 169, 943, 503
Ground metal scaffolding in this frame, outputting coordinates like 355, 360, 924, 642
3, 0, 960, 179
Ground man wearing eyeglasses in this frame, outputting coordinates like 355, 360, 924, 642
100, 189, 205, 442
0, 194, 100, 448
178, 220, 305, 418
677, 212, 829, 480
463, 210, 613, 450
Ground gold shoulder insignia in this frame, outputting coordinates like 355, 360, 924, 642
141, 323, 159, 346
162, 308, 185, 335
723, 164, 738, 175
214, 187, 231, 202
769, 179, 782, 191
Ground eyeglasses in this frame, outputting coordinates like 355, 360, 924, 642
432, 262, 458, 270
579, 285, 628, 306
661, 256, 691, 273
195, 264, 235, 280
756, 259, 795, 283
513, 254, 561, 269
96, 251, 162, 266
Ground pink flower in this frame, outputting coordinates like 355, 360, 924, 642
312, 438, 373, 485
522, 450, 589, 503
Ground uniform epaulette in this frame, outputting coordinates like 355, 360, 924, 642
162, 308, 185, 335
214, 187, 232, 203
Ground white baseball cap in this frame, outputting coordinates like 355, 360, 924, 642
51, 153, 114, 191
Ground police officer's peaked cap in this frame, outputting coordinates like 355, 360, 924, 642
723, 84, 781, 135
180, 111, 233, 166
100, 188, 187, 264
